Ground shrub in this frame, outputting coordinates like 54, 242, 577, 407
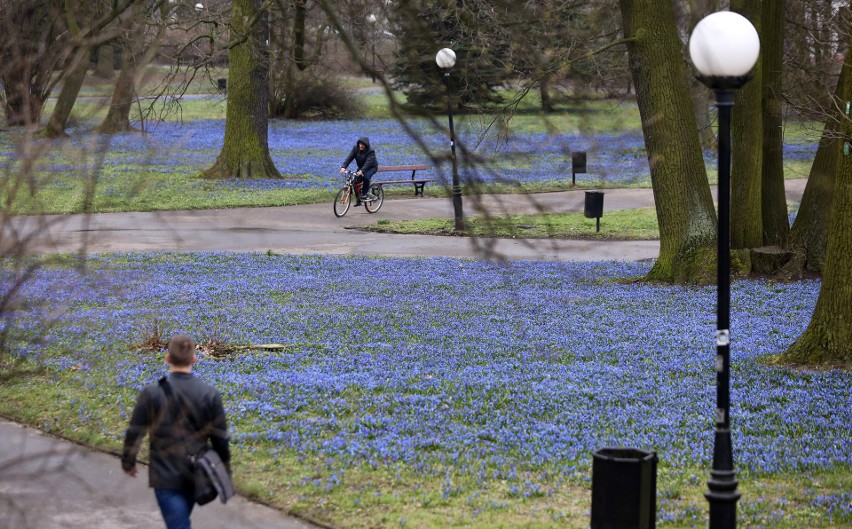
269, 71, 362, 120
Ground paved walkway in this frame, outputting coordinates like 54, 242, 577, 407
0, 419, 319, 529
0, 180, 808, 528
2, 180, 806, 261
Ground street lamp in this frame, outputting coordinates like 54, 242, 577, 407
436, 47, 464, 231
688, 11, 759, 529
367, 14, 377, 83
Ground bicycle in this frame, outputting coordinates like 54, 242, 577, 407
333, 170, 384, 217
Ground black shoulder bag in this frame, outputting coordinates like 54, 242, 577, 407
159, 377, 234, 505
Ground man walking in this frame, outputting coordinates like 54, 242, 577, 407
122, 334, 230, 529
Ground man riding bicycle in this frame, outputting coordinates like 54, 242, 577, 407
340, 136, 378, 204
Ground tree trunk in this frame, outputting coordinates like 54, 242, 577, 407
0, 2, 61, 127
282, 62, 296, 119
619, 0, 718, 283
540, 74, 553, 113
730, 0, 764, 250
686, 0, 718, 150
760, 0, 789, 247
782, 50, 852, 366
2, 72, 47, 128
201, 0, 280, 178
94, 43, 115, 79
98, 45, 140, 133
788, 31, 852, 272
44, 47, 90, 138
97, 3, 146, 134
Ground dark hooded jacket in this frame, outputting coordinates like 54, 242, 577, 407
341, 136, 378, 178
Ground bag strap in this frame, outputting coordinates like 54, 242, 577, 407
159, 376, 173, 398
159, 375, 210, 459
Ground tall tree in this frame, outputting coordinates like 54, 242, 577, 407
98, 7, 145, 133
98, 1, 169, 133
619, 0, 718, 282
1, 0, 133, 128
730, 0, 791, 250
268, 0, 331, 119
93, 43, 116, 79
681, 0, 720, 149
729, 0, 764, 250
388, 0, 510, 110
782, 34, 852, 365
201, 0, 281, 178
760, 0, 789, 247
44, 0, 95, 138
0, 0, 66, 127
787, 12, 852, 273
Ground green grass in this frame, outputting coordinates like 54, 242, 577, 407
1, 72, 813, 216
42, 96, 228, 126
0, 356, 849, 529
368, 208, 660, 240
65, 65, 230, 98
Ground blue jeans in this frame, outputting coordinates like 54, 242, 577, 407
154, 488, 195, 529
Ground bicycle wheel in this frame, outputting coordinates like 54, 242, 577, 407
333, 187, 351, 217
365, 185, 384, 213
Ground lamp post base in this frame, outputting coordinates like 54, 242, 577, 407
705, 428, 740, 529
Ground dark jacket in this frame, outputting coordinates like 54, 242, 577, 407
122, 372, 230, 490
341, 136, 378, 179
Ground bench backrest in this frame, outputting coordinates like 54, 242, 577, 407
376, 165, 429, 172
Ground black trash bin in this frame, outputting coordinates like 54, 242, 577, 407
591, 447, 657, 529
571, 151, 587, 185
584, 191, 604, 232
217, 78, 227, 92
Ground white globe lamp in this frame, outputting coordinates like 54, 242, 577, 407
435, 48, 456, 70
689, 11, 759, 78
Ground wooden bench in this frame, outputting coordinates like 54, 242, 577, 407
372, 165, 433, 197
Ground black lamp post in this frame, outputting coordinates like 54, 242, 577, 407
689, 11, 760, 529
367, 14, 377, 83
436, 47, 465, 232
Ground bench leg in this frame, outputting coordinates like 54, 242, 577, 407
414, 182, 425, 197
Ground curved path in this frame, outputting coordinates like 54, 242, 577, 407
3, 179, 807, 261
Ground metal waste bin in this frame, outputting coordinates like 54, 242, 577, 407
591, 447, 657, 529
217, 78, 227, 92
584, 191, 604, 232
572, 151, 587, 185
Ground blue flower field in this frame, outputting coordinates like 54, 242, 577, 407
3, 252, 850, 527
1, 116, 818, 214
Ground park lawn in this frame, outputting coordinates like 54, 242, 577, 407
366, 208, 660, 240
0, 253, 849, 529
2, 82, 818, 215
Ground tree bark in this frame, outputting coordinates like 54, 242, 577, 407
540, 74, 553, 113
97, 2, 146, 134
44, 1, 90, 138
788, 31, 852, 272
0, 1, 63, 127
44, 48, 90, 138
201, 0, 280, 178
619, 0, 718, 283
685, 0, 719, 150
730, 0, 764, 250
782, 48, 852, 366
94, 43, 116, 79
98, 43, 141, 133
760, 0, 789, 247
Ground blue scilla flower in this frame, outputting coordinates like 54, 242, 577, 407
3, 252, 848, 486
